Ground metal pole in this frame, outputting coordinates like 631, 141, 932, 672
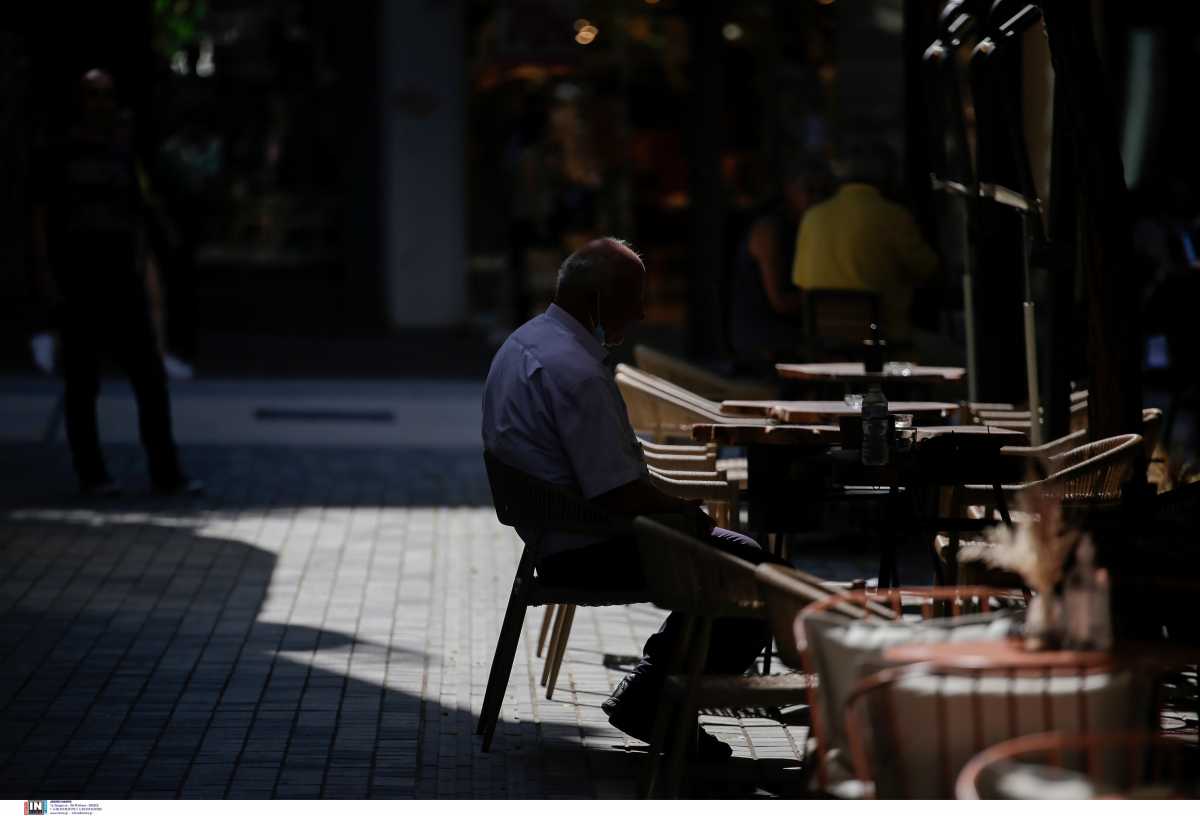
1020, 212, 1042, 445
961, 199, 980, 403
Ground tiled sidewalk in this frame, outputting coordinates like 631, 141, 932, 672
0, 444, 810, 799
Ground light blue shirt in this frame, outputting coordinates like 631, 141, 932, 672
482, 304, 648, 556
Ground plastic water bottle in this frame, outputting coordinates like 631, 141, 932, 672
861, 385, 889, 466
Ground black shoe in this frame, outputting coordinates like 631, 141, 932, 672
603, 676, 733, 761
80, 478, 122, 498
153, 477, 205, 496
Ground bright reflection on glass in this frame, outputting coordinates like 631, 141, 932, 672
722, 22, 744, 41
573, 18, 591, 32
196, 36, 215, 77
575, 24, 598, 45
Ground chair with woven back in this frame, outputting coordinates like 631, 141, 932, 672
956, 731, 1200, 799
631, 517, 821, 798
632, 344, 777, 401
844, 658, 1160, 798
771, 586, 1025, 795
637, 439, 718, 473
535, 466, 743, 700
476, 449, 650, 751
615, 363, 772, 443
530, 378, 744, 690
935, 433, 1144, 585
985, 407, 1161, 493
616, 364, 754, 488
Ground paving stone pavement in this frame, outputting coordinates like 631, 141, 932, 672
0, 443, 812, 799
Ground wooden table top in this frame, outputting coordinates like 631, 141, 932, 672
720, 399, 961, 423
691, 422, 1023, 447
776, 361, 966, 383
691, 423, 841, 446
907, 425, 1025, 441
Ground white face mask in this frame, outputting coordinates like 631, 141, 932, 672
591, 295, 621, 349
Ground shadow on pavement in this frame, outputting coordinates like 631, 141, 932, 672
0, 515, 634, 798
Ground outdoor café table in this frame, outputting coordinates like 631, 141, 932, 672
719, 399, 960, 424
776, 362, 967, 401
691, 422, 1025, 587
829, 426, 1026, 586
775, 362, 966, 385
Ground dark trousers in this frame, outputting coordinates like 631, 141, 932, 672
539, 527, 778, 700
58, 286, 182, 486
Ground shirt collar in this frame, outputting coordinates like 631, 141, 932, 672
545, 303, 608, 364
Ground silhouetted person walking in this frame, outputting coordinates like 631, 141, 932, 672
31, 69, 199, 496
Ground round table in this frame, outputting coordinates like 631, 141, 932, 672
776, 361, 966, 384
719, 399, 961, 423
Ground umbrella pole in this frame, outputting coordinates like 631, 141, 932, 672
1020, 213, 1042, 445
962, 201, 980, 403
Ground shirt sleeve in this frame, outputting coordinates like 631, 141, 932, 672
545, 370, 649, 499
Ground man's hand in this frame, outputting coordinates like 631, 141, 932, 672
689, 505, 717, 537
593, 477, 708, 519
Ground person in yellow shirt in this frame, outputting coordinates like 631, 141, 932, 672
791, 142, 938, 345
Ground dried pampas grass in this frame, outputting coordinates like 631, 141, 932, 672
959, 490, 1083, 593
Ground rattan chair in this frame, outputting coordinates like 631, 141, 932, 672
845, 659, 1158, 798
633, 344, 777, 401
477, 450, 650, 751
996, 407, 1162, 462
754, 563, 898, 671
615, 363, 771, 443
638, 439, 718, 472
789, 587, 1025, 793
537, 467, 741, 699
631, 517, 815, 798
956, 731, 1200, 799
638, 438, 748, 489
935, 434, 1143, 584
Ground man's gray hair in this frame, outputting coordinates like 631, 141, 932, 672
555, 237, 640, 299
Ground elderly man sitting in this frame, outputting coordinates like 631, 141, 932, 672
482, 237, 775, 759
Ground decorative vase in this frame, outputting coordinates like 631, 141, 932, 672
1023, 591, 1062, 651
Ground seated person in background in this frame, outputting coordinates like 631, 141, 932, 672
791, 141, 938, 347
482, 237, 777, 759
729, 157, 832, 369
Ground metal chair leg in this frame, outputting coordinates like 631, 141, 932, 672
536, 604, 556, 657
477, 568, 532, 751
545, 604, 576, 699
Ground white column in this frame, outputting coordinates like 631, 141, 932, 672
379, 0, 466, 327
